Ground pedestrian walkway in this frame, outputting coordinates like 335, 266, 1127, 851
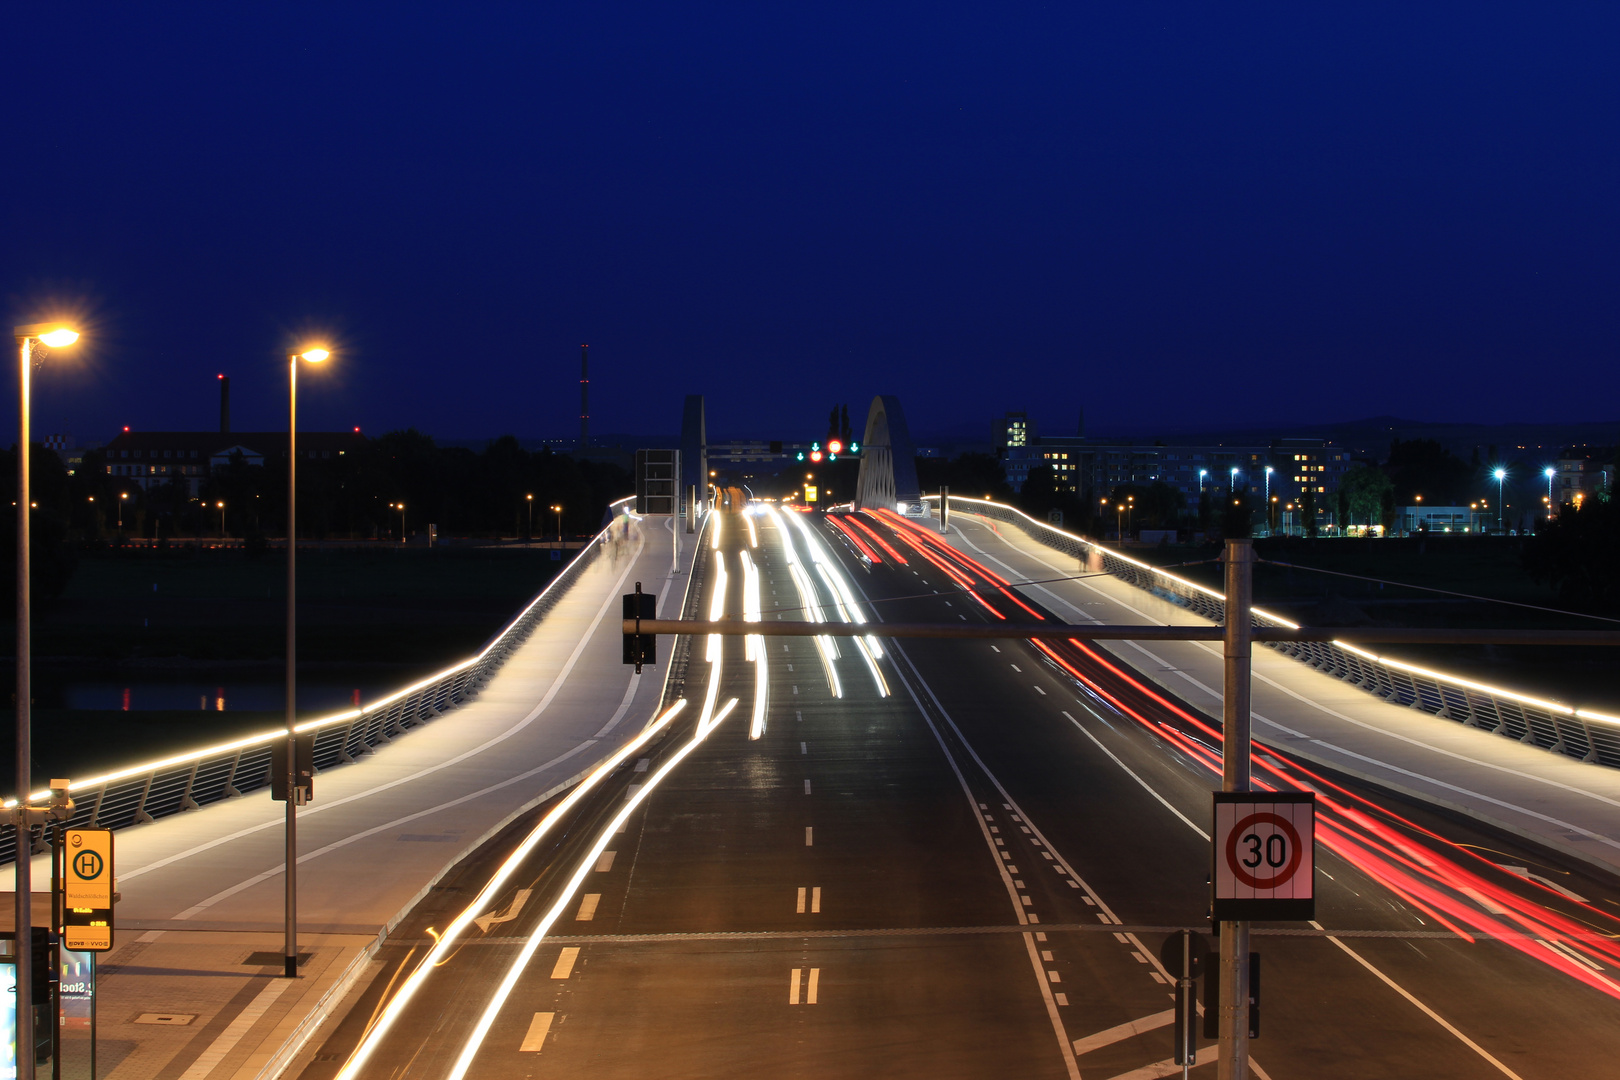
939, 510, 1620, 881
15, 512, 696, 1079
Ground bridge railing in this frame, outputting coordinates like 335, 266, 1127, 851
0, 497, 638, 866
927, 495, 1620, 770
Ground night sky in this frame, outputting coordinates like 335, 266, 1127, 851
5, 5, 1617, 445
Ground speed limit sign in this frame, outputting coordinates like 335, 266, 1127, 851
1212, 792, 1315, 921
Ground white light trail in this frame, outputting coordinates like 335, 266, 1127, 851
334, 697, 688, 1080
786, 510, 889, 698
767, 505, 843, 698
745, 511, 759, 548
740, 550, 769, 738
706, 551, 728, 663
443, 680, 740, 1080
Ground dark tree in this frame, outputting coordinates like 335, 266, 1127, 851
1522, 496, 1620, 610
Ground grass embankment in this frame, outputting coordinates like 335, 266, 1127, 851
2, 547, 565, 786
1127, 535, 1618, 714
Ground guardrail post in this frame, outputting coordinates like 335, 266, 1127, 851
132, 772, 157, 825
223, 750, 245, 797
180, 761, 202, 811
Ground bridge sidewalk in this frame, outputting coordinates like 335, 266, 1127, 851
937, 512, 1620, 881
24, 515, 696, 1079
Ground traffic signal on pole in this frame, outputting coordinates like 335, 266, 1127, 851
623, 582, 655, 671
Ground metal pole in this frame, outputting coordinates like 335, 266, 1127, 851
16, 334, 35, 1080
1218, 537, 1254, 1080
284, 355, 298, 979
940, 485, 949, 534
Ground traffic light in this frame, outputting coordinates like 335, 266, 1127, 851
623, 583, 656, 671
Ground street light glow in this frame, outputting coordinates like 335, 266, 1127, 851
37, 329, 80, 348
300, 348, 330, 362
1493, 468, 1506, 481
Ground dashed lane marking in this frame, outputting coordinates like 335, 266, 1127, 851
550, 948, 580, 979
594, 851, 616, 873
805, 827, 814, 846
575, 894, 601, 921
519, 1012, 555, 1052
804, 779, 813, 795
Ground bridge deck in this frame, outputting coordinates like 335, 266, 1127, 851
20, 515, 693, 1080
936, 510, 1620, 880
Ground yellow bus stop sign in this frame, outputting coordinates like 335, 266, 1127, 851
64, 828, 115, 951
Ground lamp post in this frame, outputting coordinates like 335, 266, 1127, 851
1126, 494, 1135, 539
1544, 466, 1556, 511
525, 494, 534, 548
1493, 468, 1507, 533
552, 504, 563, 544
217, 500, 226, 539
1229, 466, 1239, 494
284, 346, 328, 981
1199, 468, 1208, 495
118, 491, 128, 531
392, 502, 406, 542
1263, 466, 1273, 534
13, 321, 79, 1080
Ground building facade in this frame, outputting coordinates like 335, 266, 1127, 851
102, 430, 368, 495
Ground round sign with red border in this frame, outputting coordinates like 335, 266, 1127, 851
1224, 811, 1303, 890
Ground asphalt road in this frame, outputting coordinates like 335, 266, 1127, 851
303, 505, 1620, 1079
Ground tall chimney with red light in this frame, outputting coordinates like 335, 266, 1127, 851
579, 344, 590, 451
219, 374, 230, 434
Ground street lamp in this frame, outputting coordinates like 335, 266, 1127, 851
1126, 494, 1135, 538
392, 502, 406, 541
13, 321, 79, 1076
217, 500, 226, 539
1544, 466, 1556, 510
1229, 466, 1239, 493
119, 491, 129, 531
551, 504, 563, 543
525, 494, 534, 548
282, 345, 328, 981
1493, 468, 1507, 532
1199, 468, 1208, 494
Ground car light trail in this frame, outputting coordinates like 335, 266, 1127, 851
444, 695, 740, 1080
785, 510, 890, 697
826, 513, 881, 562
740, 549, 769, 738
767, 505, 843, 697
745, 510, 759, 548
845, 513, 908, 564
334, 698, 689, 1080
875, 508, 1045, 620
1031, 635, 1620, 1000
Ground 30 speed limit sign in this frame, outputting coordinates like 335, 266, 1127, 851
1212, 791, 1315, 921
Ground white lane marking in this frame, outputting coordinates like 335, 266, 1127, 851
1061, 711, 1209, 840
1131, 952, 1147, 964
793, 685, 799, 695
1055, 993, 1069, 1006
797, 887, 807, 914
616, 817, 630, 835
518, 1012, 554, 1052
474, 889, 533, 933
801, 741, 808, 754
1041, 950, 1054, 961
591, 671, 644, 737
795, 710, 803, 722
803, 779, 812, 795
594, 851, 616, 873
1034, 686, 1047, 696
990, 646, 1001, 653
1047, 970, 1062, 983
550, 948, 580, 979
812, 886, 822, 913
133, 529, 651, 886
1313, 922, 1525, 1079
1105, 1057, 1212, 1080
634, 758, 650, 772
789, 968, 801, 1005
178, 978, 293, 1079
1028, 913, 1040, 923
1010, 664, 1022, 672
805, 826, 814, 846
807, 967, 820, 1004
574, 894, 600, 921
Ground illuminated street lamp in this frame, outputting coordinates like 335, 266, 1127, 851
552, 503, 564, 543
392, 502, 406, 541
1229, 466, 1239, 493
1199, 468, 1208, 494
282, 344, 329, 980
119, 491, 129, 530
525, 494, 534, 548
1493, 468, 1507, 532
13, 320, 80, 1076
217, 500, 226, 539
1544, 466, 1556, 510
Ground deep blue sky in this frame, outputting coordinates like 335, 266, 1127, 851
5, 4, 1617, 444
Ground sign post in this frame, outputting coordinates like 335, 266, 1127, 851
1158, 929, 1208, 1074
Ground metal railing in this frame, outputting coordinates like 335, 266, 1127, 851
0, 498, 638, 866
928, 496, 1620, 769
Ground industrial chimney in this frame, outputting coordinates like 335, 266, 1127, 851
219, 374, 230, 434
579, 344, 590, 451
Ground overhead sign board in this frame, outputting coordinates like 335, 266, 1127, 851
1212, 792, 1315, 921
804, 485, 818, 504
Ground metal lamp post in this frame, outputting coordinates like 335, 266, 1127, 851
218, 500, 226, 539
284, 346, 328, 980
551, 503, 563, 543
525, 494, 534, 547
1544, 466, 1555, 511
118, 491, 128, 531
13, 322, 80, 1080
1263, 466, 1273, 534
